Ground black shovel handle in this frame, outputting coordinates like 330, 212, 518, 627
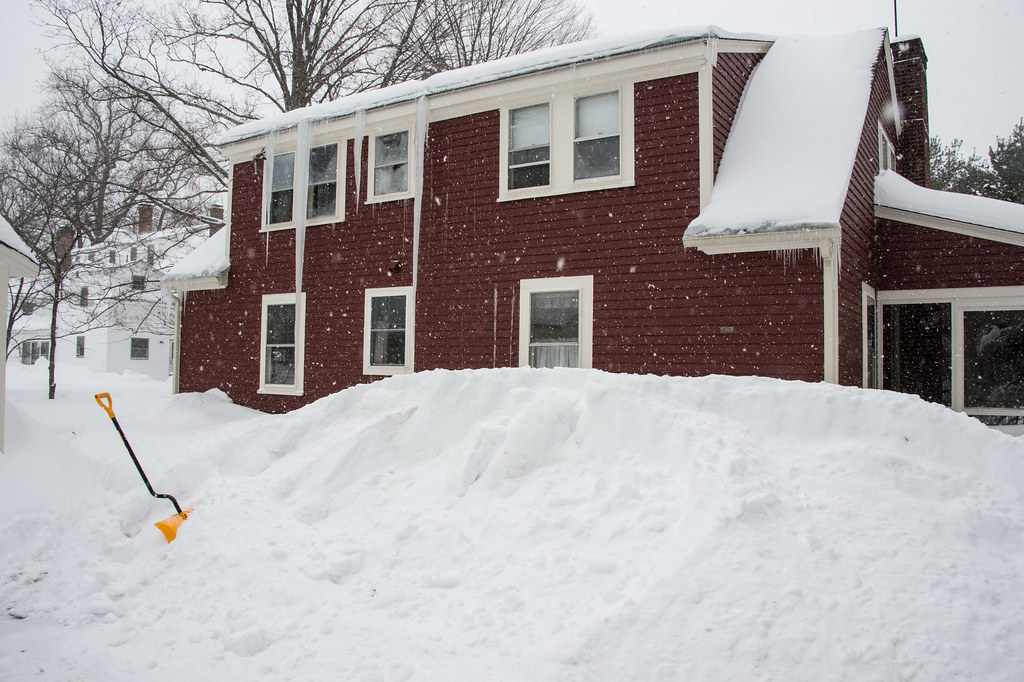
95, 393, 183, 515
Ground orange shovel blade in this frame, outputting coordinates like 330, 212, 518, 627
154, 510, 190, 543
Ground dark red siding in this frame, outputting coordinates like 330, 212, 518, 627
182, 65, 826, 412
875, 220, 1024, 290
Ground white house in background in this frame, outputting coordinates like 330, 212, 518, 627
0, 216, 39, 450
13, 206, 218, 381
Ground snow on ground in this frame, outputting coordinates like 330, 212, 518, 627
2, 362, 1024, 680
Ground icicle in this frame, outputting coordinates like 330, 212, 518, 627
293, 119, 312, 357
353, 109, 366, 210
411, 96, 429, 292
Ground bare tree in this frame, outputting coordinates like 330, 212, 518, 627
0, 69, 215, 397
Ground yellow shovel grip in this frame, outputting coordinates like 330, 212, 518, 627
94, 392, 116, 419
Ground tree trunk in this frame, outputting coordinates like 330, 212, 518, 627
47, 277, 61, 400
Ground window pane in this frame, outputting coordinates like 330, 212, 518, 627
574, 137, 620, 180
272, 153, 294, 191
882, 303, 952, 406
309, 144, 337, 184
510, 146, 551, 166
266, 304, 295, 344
374, 164, 409, 195
130, 337, 149, 360
266, 346, 295, 385
270, 189, 293, 224
964, 310, 1024, 409
575, 92, 619, 139
866, 300, 878, 389
510, 164, 551, 190
530, 291, 579, 343
375, 132, 408, 166
529, 344, 579, 369
370, 330, 406, 366
308, 182, 336, 219
510, 104, 549, 149
371, 295, 406, 329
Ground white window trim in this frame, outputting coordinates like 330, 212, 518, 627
498, 84, 634, 202
259, 292, 306, 395
878, 121, 897, 172
366, 129, 415, 204
876, 285, 1024, 415
861, 282, 880, 389
518, 275, 594, 369
262, 140, 346, 233
363, 286, 415, 375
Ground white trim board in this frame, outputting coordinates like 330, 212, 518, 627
875, 205, 1024, 248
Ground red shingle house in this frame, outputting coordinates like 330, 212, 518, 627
164, 27, 1024, 422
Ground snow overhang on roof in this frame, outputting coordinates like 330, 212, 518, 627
684, 29, 886, 253
874, 170, 1024, 246
218, 26, 775, 148
161, 227, 230, 292
0, 216, 39, 279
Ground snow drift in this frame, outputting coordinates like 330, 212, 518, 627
2, 365, 1023, 680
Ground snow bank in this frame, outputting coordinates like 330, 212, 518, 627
876, 169, 1024, 235
687, 30, 884, 237
2, 364, 1024, 679
219, 26, 773, 146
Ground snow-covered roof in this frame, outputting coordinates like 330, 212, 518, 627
0, 215, 39, 273
161, 227, 230, 291
875, 170, 1024, 236
219, 26, 773, 146
685, 29, 885, 238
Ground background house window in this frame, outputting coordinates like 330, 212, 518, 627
108, 250, 116, 264
131, 275, 145, 290
130, 337, 149, 360
79, 286, 88, 306
519, 275, 594, 369
373, 132, 409, 196
147, 246, 155, 265
130, 246, 138, 261
363, 287, 414, 375
308, 143, 338, 218
20, 340, 49, 365
574, 91, 620, 180
508, 104, 551, 190
76, 335, 85, 358
269, 152, 295, 224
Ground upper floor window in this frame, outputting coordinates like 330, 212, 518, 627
373, 132, 410, 197
574, 91, 620, 180
878, 122, 897, 172
131, 275, 145, 290
500, 87, 633, 201
79, 286, 88, 306
508, 104, 550, 190
266, 143, 342, 228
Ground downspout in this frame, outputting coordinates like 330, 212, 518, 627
820, 237, 840, 383
171, 291, 182, 394
697, 36, 719, 210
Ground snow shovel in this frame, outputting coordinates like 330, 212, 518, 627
94, 392, 190, 542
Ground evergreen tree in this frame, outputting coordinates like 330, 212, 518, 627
988, 120, 1024, 204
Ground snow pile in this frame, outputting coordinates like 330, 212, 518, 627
2, 363, 1024, 679
219, 26, 773, 146
687, 30, 884, 237
161, 226, 230, 289
875, 169, 1024, 235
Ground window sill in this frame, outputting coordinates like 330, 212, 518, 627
261, 216, 344, 233
363, 365, 413, 376
498, 175, 634, 202
258, 385, 304, 396
365, 191, 415, 205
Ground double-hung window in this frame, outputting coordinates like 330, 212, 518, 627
508, 104, 550, 190
372, 132, 410, 198
363, 287, 414, 375
130, 337, 149, 360
574, 91, 620, 180
500, 87, 632, 200
519, 276, 594, 369
878, 122, 897, 172
266, 144, 341, 227
260, 293, 306, 394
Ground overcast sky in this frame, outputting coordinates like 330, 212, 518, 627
1, 0, 1021, 155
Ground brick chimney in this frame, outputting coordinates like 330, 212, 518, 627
138, 204, 154, 233
891, 37, 930, 187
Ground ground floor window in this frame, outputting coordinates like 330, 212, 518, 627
130, 337, 150, 360
20, 340, 49, 365
76, 336, 86, 358
519, 275, 594, 369
260, 292, 306, 394
363, 287, 414, 375
875, 287, 1024, 419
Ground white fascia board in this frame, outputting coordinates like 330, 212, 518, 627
683, 227, 841, 254
881, 29, 902, 137
219, 38, 776, 163
0, 246, 39, 279
875, 205, 1024, 247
